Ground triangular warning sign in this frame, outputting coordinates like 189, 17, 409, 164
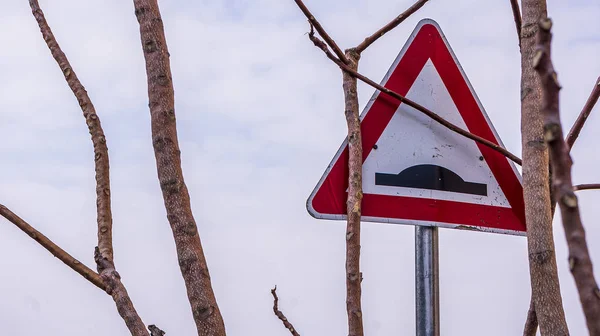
307, 19, 526, 236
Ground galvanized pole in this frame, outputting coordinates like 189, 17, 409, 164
415, 225, 440, 336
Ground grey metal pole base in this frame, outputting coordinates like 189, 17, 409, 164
415, 226, 440, 336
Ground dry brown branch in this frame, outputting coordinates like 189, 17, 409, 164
292, 0, 349, 64
510, 0, 522, 48
271, 287, 301, 336
534, 17, 600, 335
132, 1, 226, 335
95, 249, 150, 336
520, 1, 569, 335
342, 47, 365, 336
0, 204, 106, 291
522, 299, 537, 336
565, 76, 600, 151
355, 0, 431, 53
533, 19, 600, 335
29, 0, 113, 263
308, 27, 522, 165
574, 184, 600, 191
29, 1, 151, 334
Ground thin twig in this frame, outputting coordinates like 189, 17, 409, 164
29, 1, 149, 335
534, 17, 600, 335
132, 1, 226, 335
574, 184, 600, 192
565, 76, 600, 151
271, 287, 301, 336
291, 0, 349, 64
0, 204, 106, 291
308, 27, 522, 165
355, 0, 431, 53
509, 0, 522, 49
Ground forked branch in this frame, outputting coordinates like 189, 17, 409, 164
29, 1, 150, 334
355, 0, 431, 53
271, 287, 301, 336
309, 27, 522, 165
522, 299, 537, 336
565, 76, 600, 151
534, 17, 600, 335
292, 0, 348, 64
0, 204, 105, 291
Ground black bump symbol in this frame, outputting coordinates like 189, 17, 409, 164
375, 164, 487, 196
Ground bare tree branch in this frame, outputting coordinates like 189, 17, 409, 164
28, 0, 114, 262
271, 287, 301, 336
95, 249, 150, 336
534, 17, 600, 334
355, 0, 431, 53
520, 1, 569, 334
291, 0, 349, 64
565, 76, 600, 151
341, 47, 365, 336
574, 184, 600, 192
29, 1, 150, 334
510, 0, 522, 48
132, 1, 226, 335
0, 204, 106, 291
308, 28, 522, 165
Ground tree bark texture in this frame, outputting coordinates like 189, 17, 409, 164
95, 249, 151, 336
520, 1, 569, 335
343, 49, 364, 336
523, 298, 538, 336
132, 1, 226, 335
534, 18, 600, 335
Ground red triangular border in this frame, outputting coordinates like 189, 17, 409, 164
307, 19, 526, 235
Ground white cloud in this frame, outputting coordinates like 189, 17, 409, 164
0, 0, 599, 335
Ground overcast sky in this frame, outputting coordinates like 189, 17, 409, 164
1, 0, 599, 335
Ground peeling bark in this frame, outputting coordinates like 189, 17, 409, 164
534, 18, 600, 335
132, 1, 226, 335
520, 1, 569, 335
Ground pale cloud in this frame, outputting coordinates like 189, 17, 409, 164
1, 0, 599, 335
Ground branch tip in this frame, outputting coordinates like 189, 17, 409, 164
271, 286, 300, 336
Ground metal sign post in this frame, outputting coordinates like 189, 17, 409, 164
416, 226, 439, 336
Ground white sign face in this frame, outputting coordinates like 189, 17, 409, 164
360, 59, 510, 208
307, 19, 526, 235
